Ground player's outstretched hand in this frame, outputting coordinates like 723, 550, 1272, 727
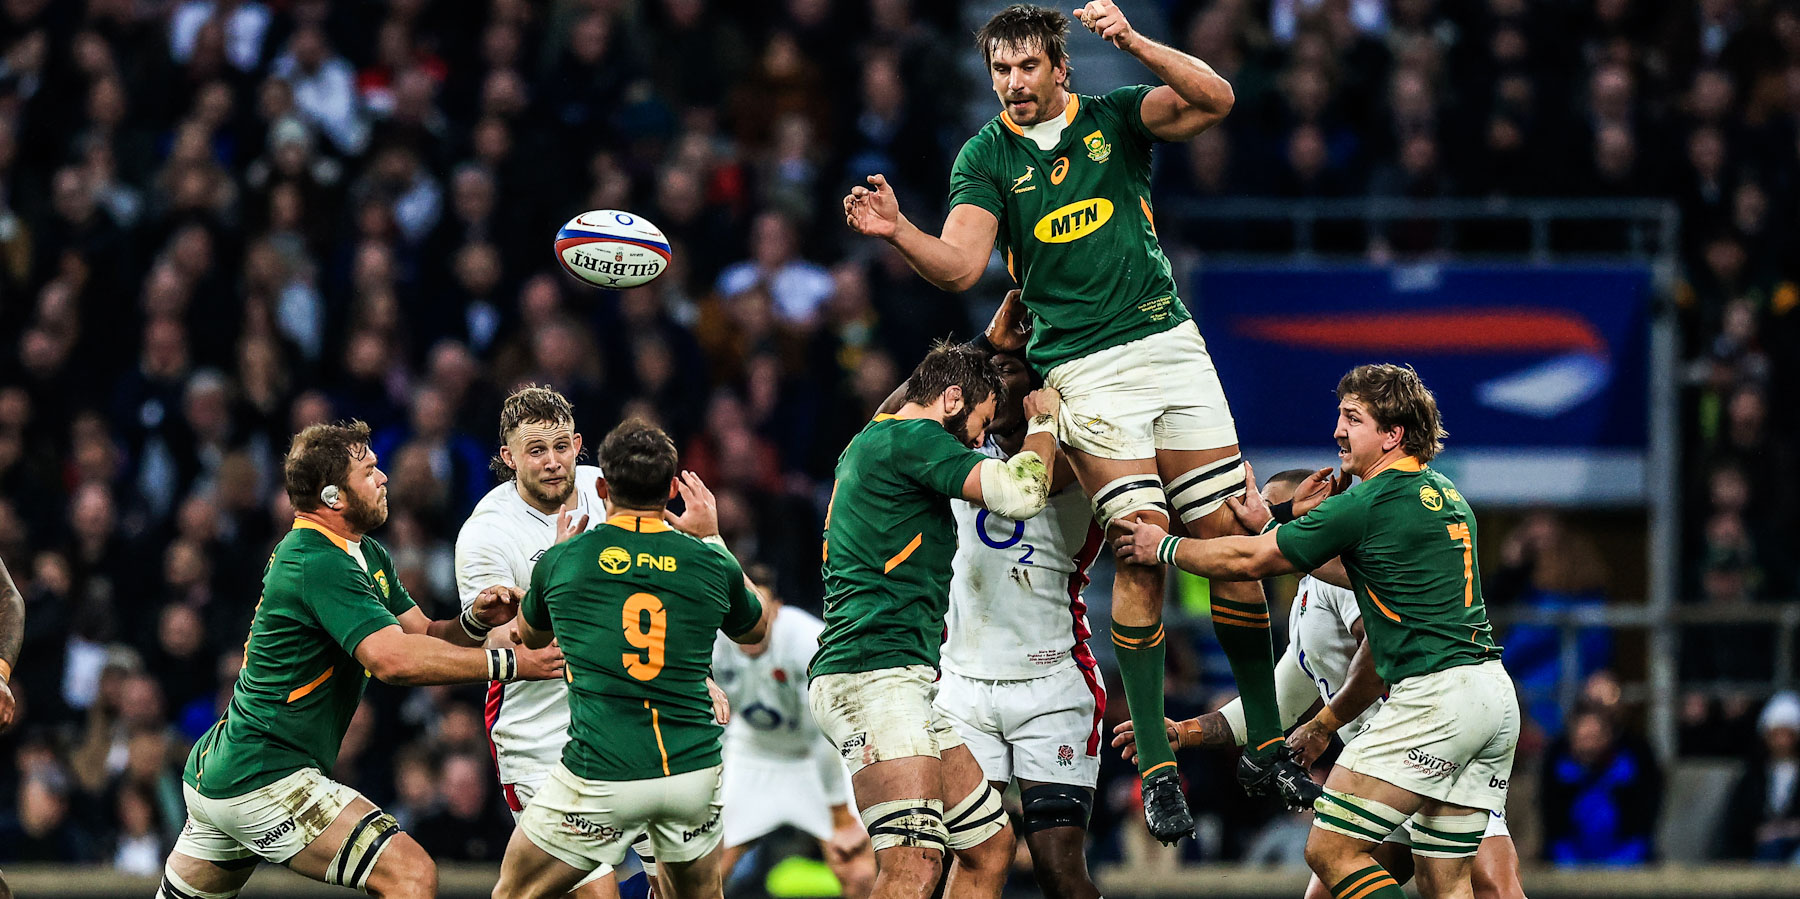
472, 584, 526, 628
1225, 460, 1268, 535
706, 677, 730, 725
843, 174, 900, 239
1285, 717, 1332, 768
985, 289, 1031, 353
1021, 386, 1061, 424
1074, 0, 1136, 49
514, 639, 566, 681
554, 509, 589, 546
1111, 517, 1168, 566
1291, 466, 1349, 518
664, 471, 720, 538
1111, 717, 1180, 766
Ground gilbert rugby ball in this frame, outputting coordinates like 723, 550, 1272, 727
554, 210, 672, 289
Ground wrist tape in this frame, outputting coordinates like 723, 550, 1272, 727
486, 648, 518, 682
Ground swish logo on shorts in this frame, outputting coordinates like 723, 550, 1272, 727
1033, 199, 1113, 244
252, 818, 298, 849
562, 813, 623, 843
1405, 748, 1461, 779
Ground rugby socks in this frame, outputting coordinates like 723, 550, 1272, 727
1210, 584, 1283, 760
1329, 864, 1406, 899
1112, 620, 1177, 775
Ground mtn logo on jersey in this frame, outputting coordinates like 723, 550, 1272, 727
1034, 199, 1113, 244
1419, 485, 1444, 511
598, 547, 631, 574
1083, 130, 1110, 163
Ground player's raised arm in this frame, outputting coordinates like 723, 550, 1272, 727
1074, 1, 1234, 141
844, 174, 999, 293
960, 387, 1061, 519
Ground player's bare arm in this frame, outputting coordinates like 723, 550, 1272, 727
1288, 621, 1384, 766
356, 622, 564, 684
0, 557, 21, 732
959, 387, 1062, 516
1110, 711, 1236, 765
1073, 1, 1233, 141
844, 176, 999, 292
407, 585, 526, 648
1226, 464, 1351, 588
1113, 517, 1297, 580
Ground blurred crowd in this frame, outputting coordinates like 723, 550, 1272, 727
0, 0, 1798, 879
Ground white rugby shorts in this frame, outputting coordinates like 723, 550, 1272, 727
808, 665, 964, 775
721, 749, 842, 846
1336, 660, 1519, 813
174, 768, 363, 864
518, 762, 724, 873
1045, 320, 1239, 460
934, 666, 1104, 788
505, 772, 614, 887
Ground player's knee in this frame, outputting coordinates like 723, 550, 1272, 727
1167, 455, 1245, 528
1091, 474, 1168, 532
862, 798, 949, 856
945, 782, 1009, 854
158, 862, 243, 899
1021, 784, 1091, 835
355, 827, 429, 899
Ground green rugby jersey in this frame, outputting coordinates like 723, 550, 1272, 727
1276, 459, 1503, 684
811, 416, 988, 676
949, 86, 1190, 372
523, 514, 762, 781
185, 520, 416, 799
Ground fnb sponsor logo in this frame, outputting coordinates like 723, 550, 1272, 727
1404, 748, 1460, 778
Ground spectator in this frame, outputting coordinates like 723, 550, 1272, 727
1724, 692, 1800, 861
1540, 706, 1662, 865
271, 26, 368, 156
411, 753, 511, 862
716, 210, 832, 327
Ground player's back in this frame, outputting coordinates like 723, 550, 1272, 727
942, 440, 1101, 680
187, 522, 415, 798
454, 465, 604, 780
524, 514, 761, 781
1286, 574, 1381, 736
949, 87, 1188, 371
813, 415, 986, 677
712, 605, 826, 760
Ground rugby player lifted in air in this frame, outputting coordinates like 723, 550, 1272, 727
1114, 365, 1521, 899
1116, 467, 1527, 899
809, 342, 1059, 899
156, 421, 565, 899
842, 2, 1306, 842
493, 421, 771, 899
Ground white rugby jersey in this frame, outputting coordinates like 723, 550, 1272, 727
455, 464, 604, 786
711, 605, 836, 757
940, 440, 1104, 682
1288, 574, 1382, 736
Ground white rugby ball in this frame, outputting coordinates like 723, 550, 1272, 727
554, 210, 672, 289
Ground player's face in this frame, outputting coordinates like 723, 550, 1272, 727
988, 41, 1067, 126
508, 420, 582, 509
1335, 397, 1399, 479
342, 447, 388, 532
987, 354, 1034, 435
950, 394, 999, 448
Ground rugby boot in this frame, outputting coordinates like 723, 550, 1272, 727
1238, 745, 1323, 811
1140, 766, 1196, 845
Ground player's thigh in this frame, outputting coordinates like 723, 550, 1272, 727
1144, 323, 1240, 455
934, 672, 1012, 785
1155, 447, 1246, 537
811, 665, 947, 777
507, 777, 620, 895
1000, 668, 1102, 791
655, 842, 723, 899
164, 849, 258, 897
1471, 835, 1524, 899
1044, 339, 1164, 463
495, 823, 588, 899
281, 797, 431, 897
185, 769, 398, 884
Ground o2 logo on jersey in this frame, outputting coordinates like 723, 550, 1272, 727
740, 702, 792, 732
974, 510, 1035, 565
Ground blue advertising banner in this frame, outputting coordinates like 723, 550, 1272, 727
1192, 264, 1652, 505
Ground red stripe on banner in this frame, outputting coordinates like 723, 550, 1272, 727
1068, 524, 1107, 756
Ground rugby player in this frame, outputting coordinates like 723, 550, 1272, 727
157, 421, 565, 899
808, 341, 1058, 899
494, 421, 771, 899
456, 386, 664, 899
1114, 365, 1521, 899
842, 2, 1303, 841
1117, 467, 1527, 899
710, 563, 873, 899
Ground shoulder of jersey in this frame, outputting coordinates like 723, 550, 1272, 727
574, 464, 605, 508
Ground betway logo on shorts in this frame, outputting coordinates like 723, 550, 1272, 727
682, 810, 721, 842
1033, 199, 1113, 243
252, 818, 297, 849
1404, 748, 1461, 779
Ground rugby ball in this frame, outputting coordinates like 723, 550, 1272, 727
554, 210, 672, 289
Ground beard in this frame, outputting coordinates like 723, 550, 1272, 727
523, 472, 576, 509
944, 407, 979, 447
343, 486, 388, 533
